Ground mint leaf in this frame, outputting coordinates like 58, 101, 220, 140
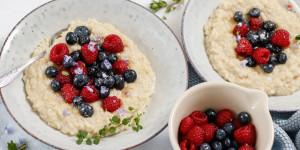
163, 16, 167, 20
61, 71, 69, 76
295, 35, 300, 40
93, 137, 100, 145
109, 127, 116, 133
78, 130, 88, 138
128, 106, 134, 111
86, 138, 92, 145
7, 140, 17, 150
166, 6, 172, 13
76, 139, 83, 145
112, 115, 121, 124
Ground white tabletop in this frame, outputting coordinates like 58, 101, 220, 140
0, 0, 188, 149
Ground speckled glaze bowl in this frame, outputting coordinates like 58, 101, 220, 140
0, 0, 188, 149
169, 82, 274, 150
182, 0, 300, 111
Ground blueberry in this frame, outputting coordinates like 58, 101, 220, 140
88, 61, 100, 69
114, 74, 125, 90
237, 112, 251, 125
227, 148, 237, 150
73, 74, 88, 89
51, 80, 61, 91
249, 8, 260, 18
277, 52, 287, 64
103, 75, 115, 88
74, 26, 90, 37
100, 59, 112, 71
70, 50, 82, 62
45, 66, 58, 77
65, 32, 77, 45
93, 78, 104, 90
87, 66, 97, 77
107, 70, 115, 76
272, 46, 282, 53
223, 137, 232, 148
215, 129, 226, 140
231, 139, 240, 148
245, 56, 256, 67
262, 21, 276, 31
97, 52, 108, 63
265, 43, 274, 51
269, 55, 278, 66
73, 96, 84, 108
99, 86, 110, 99
204, 109, 217, 123
234, 11, 243, 22
78, 35, 90, 46
269, 30, 275, 38
79, 104, 94, 117
108, 53, 118, 64
211, 141, 223, 150
62, 55, 74, 68
223, 123, 235, 136
245, 32, 259, 46
257, 29, 270, 46
95, 44, 104, 52
241, 18, 250, 28
96, 70, 108, 79
124, 69, 137, 83
199, 143, 211, 150
263, 63, 274, 73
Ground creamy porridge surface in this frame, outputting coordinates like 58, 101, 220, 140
23, 19, 155, 136
204, 0, 300, 96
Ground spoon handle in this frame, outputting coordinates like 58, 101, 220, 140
0, 50, 46, 88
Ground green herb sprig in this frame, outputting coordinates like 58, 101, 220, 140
7, 140, 27, 150
295, 35, 300, 40
150, 0, 184, 13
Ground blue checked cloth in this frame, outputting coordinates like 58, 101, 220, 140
187, 62, 300, 150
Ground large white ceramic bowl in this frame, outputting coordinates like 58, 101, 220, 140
169, 82, 274, 150
182, 0, 300, 111
0, 0, 188, 149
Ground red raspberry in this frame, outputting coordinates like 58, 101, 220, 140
234, 124, 256, 146
233, 23, 249, 37
271, 29, 290, 47
250, 18, 263, 31
81, 85, 99, 103
179, 116, 195, 135
179, 133, 188, 143
55, 67, 73, 85
202, 123, 218, 143
103, 96, 122, 112
189, 143, 196, 150
81, 44, 98, 64
102, 34, 124, 53
238, 145, 255, 150
179, 140, 190, 150
112, 60, 128, 75
236, 38, 253, 57
233, 118, 243, 129
61, 84, 80, 103
187, 126, 204, 146
88, 78, 93, 85
70, 61, 88, 76
252, 48, 270, 64
216, 109, 233, 127
50, 43, 69, 65
189, 111, 208, 126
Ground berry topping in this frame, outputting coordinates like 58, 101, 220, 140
237, 112, 251, 125
271, 29, 290, 47
257, 29, 270, 46
45, 66, 58, 78
78, 35, 90, 46
102, 96, 121, 112
79, 104, 94, 117
123, 69, 137, 83
189, 111, 208, 126
73, 74, 88, 89
245, 31, 259, 47
65, 32, 77, 45
81, 85, 99, 103
262, 21, 276, 31
233, 23, 249, 37
223, 122, 235, 136
114, 74, 125, 90
269, 55, 278, 66
99, 86, 110, 99
100, 59, 112, 71
102, 34, 124, 53
236, 38, 253, 57
252, 48, 270, 64
232, 118, 243, 129
103, 75, 115, 88
51, 80, 61, 92
238, 145, 254, 150
93, 78, 103, 90
216, 109, 233, 127
95, 44, 104, 52
72, 96, 84, 108
113, 60, 129, 75
202, 123, 218, 143
179, 116, 194, 135
62, 55, 74, 68
223, 137, 232, 148
187, 126, 204, 146
87, 66, 98, 77
234, 11, 243, 22
74, 26, 90, 37
108, 53, 118, 64
248, 8, 260, 18
50, 43, 69, 65
250, 18, 262, 31
277, 52, 287, 64
55, 67, 73, 85
70, 50, 83, 62
70, 61, 88, 76
81, 44, 98, 64
234, 124, 256, 146
215, 129, 226, 140
211, 141, 223, 150
262, 63, 274, 73
199, 143, 211, 150
245, 56, 256, 67
204, 109, 217, 123
97, 52, 108, 63
61, 84, 80, 103
179, 140, 190, 150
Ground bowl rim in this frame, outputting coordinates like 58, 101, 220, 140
0, 0, 189, 149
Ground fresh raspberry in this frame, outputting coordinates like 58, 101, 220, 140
189, 111, 208, 126
250, 18, 263, 31
236, 38, 253, 57
102, 34, 124, 53
70, 61, 88, 76
202, 123, 218, 143
179, 133, 188, 142
187, 126, 204, 146
55, 67, 73, 85
233, 118, 243, 129
103, 96, 122, 112
252, 48, 270, 64
216, 109, 233, 127
189, 143, 196, 150
179, 116, 195, 135
179, 140, 190, 150
271, 29, 290, 47
80, 85, 99, 103
234, 124, 256, 146
61, 84, 80, 103
233, 23, 249, 37
50, 43, 69, 65
81, 44, 98, 64
88, 78, 93, 85
112, 60, 128, 75
238, 145, 255, 150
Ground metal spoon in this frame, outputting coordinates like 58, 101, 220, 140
0, 28, 67, 88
